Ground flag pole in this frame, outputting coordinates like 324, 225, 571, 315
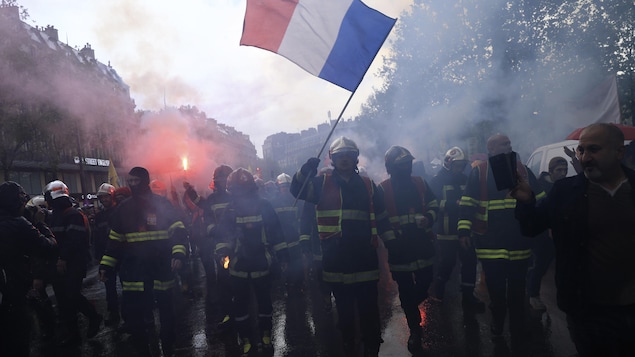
294, 89, 357, 206
316, 90, 356, 159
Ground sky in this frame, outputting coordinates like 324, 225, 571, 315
18, 0, 412, 157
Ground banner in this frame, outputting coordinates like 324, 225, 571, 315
108, 159, 120, 188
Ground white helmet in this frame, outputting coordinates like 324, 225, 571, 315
276, 173, 292, 186
97, 183, 115, 196
329, 136, 359, 158
443, 147, 467, 170
44, 180, 69, 201
26, 195, 47, 209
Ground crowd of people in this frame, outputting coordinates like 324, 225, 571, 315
1, 123, 634, 357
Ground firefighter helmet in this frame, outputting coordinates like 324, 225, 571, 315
26, 195, 47, 209
44, 180, 69, 201
213, 165, 234, 181
385, 145, 415, 173
227, 168, 257, 195
276, 173, 292, 186
97, 183, 115, 197
443, 147, 467, 170
114, 187, 132, 202
150, 179, 167, 195
329, 136, 359, 158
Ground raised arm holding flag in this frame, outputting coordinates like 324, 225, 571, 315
241, 0, 396, 204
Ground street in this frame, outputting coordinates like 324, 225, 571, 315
29, 245, 578, 357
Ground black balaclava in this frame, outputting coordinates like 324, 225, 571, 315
128, 166, 151, 196
391, 162, 413, 180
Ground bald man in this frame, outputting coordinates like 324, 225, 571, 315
513, 123, 635, 357
458, 133, 544, 352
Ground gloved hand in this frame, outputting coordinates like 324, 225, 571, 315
183, 182, 198, 201
300, 157, 320, 177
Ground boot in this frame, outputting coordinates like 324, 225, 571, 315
260, 330, 273, 353
86, 313, 103, 338
241, 337, 252, 356
407, 328, 423, 354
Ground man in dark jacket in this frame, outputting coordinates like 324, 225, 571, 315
291, 136, 395, 357
45, 180, 103, 347
215, 168, 288, 356
93, 183, 120, 326
513, 123, 635, 357
379, 145, 438, 354
429, 146, 485, 313
184, 164, 234, 332
0, 181, 57, 356
458, 134, 545, 351
100, 167, 188, 356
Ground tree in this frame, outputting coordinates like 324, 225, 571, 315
358, 0, 635, 158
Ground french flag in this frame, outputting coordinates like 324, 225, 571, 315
240, 0, 396, 92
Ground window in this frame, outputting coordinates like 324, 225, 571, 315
8, 171, 42, 196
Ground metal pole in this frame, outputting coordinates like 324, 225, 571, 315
76, 123, 88, 205
315, 90, 356, 159
294, 90, 357, 206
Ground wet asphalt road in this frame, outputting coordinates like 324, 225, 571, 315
28, 245, 578, 357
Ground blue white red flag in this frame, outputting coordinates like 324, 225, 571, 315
240, 0, 396, 92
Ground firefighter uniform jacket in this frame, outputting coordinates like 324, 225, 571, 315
379, 176, 438, 272
271, 190, 308, 252
100, 193, 188, 292
299, 200, 322, 263
93, 206, 115, 264
291, 170, 395, 284
49, 202, 91, 277
458, 161, 545, 261
215, 196, 288, 279
199, 191, 231, 254
429, 168, 466, 239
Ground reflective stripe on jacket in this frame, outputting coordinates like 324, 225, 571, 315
458, 160, 544, 261
316, 174, 377, 240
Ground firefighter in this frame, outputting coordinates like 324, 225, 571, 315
298, 192, 334, 312
263, 180, 278, 201
152, 179, 193, 295
44, 180, 103, 347
0, 181, 57, 357
291, 136, 395, 357
429, 147, 486, 312
23, 195, 58, 346
379, 145, 439, 354
99, 167, 188, 356
214, 168, 288, 356
183, 164, 234, 332
271, 173, 308, 297
93, 183, 120, 326
458, 134, 545, 351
